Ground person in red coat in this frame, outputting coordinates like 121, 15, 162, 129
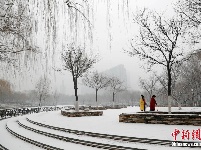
150, 95, 157, 111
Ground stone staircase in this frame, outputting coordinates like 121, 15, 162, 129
5, 118, 148, 150
1, 112, 198, 150
0, 144, 8, 150
2, 115, 190, 150
25, 117, 172, 146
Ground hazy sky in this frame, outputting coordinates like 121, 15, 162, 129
2, 0, 178, 95
56, 0, 177, 94
86, 0, 177, 92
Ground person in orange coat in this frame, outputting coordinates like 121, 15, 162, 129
150, 95, 157, 111
140, 95, 146, 111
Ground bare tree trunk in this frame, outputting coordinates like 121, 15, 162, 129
113, 92, 115, 108
75, 100, 79, 112
167, 66, 172, 114
39, 94, 42, 107
96, 89, 98, 102
74, 78, 79, 111
96, 89, 98, 107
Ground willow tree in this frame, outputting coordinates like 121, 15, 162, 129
126, 10, 188, 113
0, 0, 36, 63
27, 0, 131, 65
61, 44, 96, 111
1, 0, 132, 97
0, 0, 95, 91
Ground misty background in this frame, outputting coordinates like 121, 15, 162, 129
1, 0, 200, 108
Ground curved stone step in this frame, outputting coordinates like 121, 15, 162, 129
17, 119, 147, 150
6, 124, 63, 150
0, 144, 9, 150
5, 120, 98, 150
1, 116, 45, 150
26, 117, 174, 146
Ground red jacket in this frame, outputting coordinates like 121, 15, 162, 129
150, 97, 157, 110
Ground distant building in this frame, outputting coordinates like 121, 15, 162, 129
102, 64, 127, 87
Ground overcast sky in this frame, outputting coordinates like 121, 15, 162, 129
2, 0, 178, 95
85, 0, 177, 92
56, 0, 177, 94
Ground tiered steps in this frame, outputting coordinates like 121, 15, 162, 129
26, 117, 173, 146
5, 118, 99, 150
1, 111, 196, 150
3, 116, 184, 150
14, 118, 148, 150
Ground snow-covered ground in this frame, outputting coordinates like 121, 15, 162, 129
0, 106, 201, 150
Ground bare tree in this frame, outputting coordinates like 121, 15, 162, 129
53, 89, 59, 107
172, 81, 189, 108
177, 52, 201, 106
176, 0, 201, 46
177, 0, 201, 26
125, 10, 190, 113
156, 68, 182, 109
35, 76, 50, 107
0, 79, 12, 103
108, 76, 126, 107
0, 79, 11, 93
65, 0, 92, 25
82, 71, 110, 105
139, 74, 159, 99
61, 44, 97, 111
155, 54, 200, 107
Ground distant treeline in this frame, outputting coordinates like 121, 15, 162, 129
0, 78, 199, 108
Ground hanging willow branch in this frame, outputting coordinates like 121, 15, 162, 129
0, 0, 37, 63
65, 0, 92, 26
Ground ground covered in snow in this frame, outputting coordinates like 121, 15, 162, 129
0, 106, 201, 150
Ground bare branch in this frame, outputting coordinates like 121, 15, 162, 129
65, 0, 92, 26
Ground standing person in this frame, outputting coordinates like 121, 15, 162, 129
150, 95, 157, 111
140, 95, 146, 111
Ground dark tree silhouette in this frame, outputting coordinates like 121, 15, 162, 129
82, 71, 110, 105
61, 44, 96, 111
108, 76, 126, 107
139, 74, 158, 99
125, 10, 189, 113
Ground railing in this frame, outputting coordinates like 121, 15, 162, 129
0, 104, 127, 119
0, 105, 70, 119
